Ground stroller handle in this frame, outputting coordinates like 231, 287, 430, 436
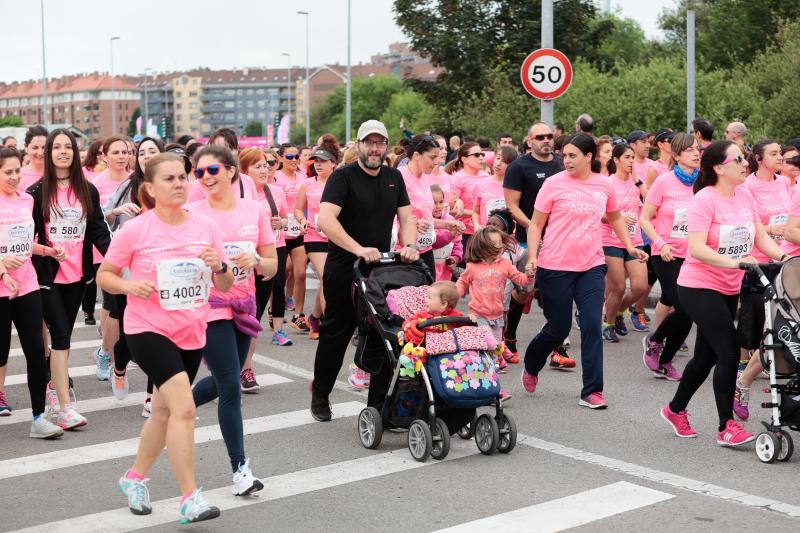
739, 261, 779, 291
417, 316, 478, 330
352, 251, 432, 280
738, 262, 766, 277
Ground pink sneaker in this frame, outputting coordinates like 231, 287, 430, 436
642, 335, 662, 372
733, 386, 750, 421
579, 391, 608, 409
660, 404, 697, 437
520, 370, 538, 394
499, 390, 512, 403
654, 363, 682, 381
717, 419, 755, 447
495, 355, 508, 374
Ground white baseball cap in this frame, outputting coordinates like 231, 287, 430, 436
357, 120, 389, 141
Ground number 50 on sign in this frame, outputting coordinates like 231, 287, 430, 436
520, 48, 573, 100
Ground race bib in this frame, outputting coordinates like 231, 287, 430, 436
416, 223, 435, 250
49, 207, 86, 243
314, 214, 327, 239
284, 214, 302, 239
0, 220, 34, 258
717, 223, 755, 260
433, 242, 454, 262
156, 258, 211, 311
486, 198, 506, 215
623, 211, 638, 237
769, 213, 788, 241
670, 208, 688, 239
224, 241, 256, 285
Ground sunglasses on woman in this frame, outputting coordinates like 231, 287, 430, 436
194, 164, 230, 178
465, 152, 485, 158
721, 155, 745, 165
283, 154, 299, 160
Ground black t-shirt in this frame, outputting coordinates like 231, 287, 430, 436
503, 153, 563, 241
321, 162, 410, 268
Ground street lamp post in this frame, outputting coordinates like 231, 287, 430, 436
110, 36, 120, 134
297, 10, 310, 145
40, 0, 48, 128
143, 68, 151, 137
346, 0, 352, 143
281, 52, 291, 132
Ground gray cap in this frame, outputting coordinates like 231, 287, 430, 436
356, 120, 389, 141
311, 149, 335, 161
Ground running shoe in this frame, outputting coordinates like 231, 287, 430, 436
290, 314, 310, 333
93, 347, 111, 381
613, 314, 629, 336
111, 369, 129, 400
179, 489, 220, 524
642, 335, 663, 372
549, 346, 576, 369
504, 350, 520, 364
310, 388, 332, 422
56, 404, 87, 430
0, 390, 11, 416
499, 390, 512, 403
733, 385, 750, 421
306, 314, 321, 337
117, 474, 152, 515
520, 370, 538, 394
45, 383, 59, 416
579, 391, 608, 409
717, 419, 755, 447
30, 415, 64, 439
240, 368, 260, 394
630, 312, 649, 332
654, 363, 682, 381
141, 397, 152, 418
84, 312, 96, 326
271, 330, 294, 346
660, 404, 697, 437
504, 337, 518, 354
286, 296, 295, 311
495, 355, 509, 373
563, 337, 571, 348
602, 325, 619, 343
232, 459, 264, 496
347, 363, 369, 390
679, 341, 689, 353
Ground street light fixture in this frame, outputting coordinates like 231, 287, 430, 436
346, 0, 351, 143
143, 68, 152, 137
281, 52, 291, 135
297, 10, 310, 145
40, 0, 48, 128
110, 36, 120, 134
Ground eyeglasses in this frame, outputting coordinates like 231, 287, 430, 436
194, 164, 230, 178
283, 154, 299, 160
533, 134, 554, 141
721, 154, 745, 165
465, 152, 485, 158
361, 140, 389, 148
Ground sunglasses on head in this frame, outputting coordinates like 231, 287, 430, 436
283, 154, 299, 160
194, 164, 229, 179
533, 133, 554, 141
465, 152, 485, 158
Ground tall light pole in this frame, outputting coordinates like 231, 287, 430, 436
297, 10, 310, 145
110, 36, 120, 134
345, 0, 352, 143
143, 67, 151, 137
282, 52, 291, 129
686, 10, 696, 132
540, 0, 554, 126
40, 0, 48, 128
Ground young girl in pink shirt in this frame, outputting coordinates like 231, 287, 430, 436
431, 184, 463, 281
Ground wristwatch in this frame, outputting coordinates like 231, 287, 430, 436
634, 180, 644, 187
214, 262, 229, 275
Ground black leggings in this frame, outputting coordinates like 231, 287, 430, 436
113, 294, 153, 395
669, 287, 739, 430
650, 257, 691, 364
81, 264, 99, 315
126, 332, 202, 389
0, 291, 48, 417
255, 246, 287, 322
41, 281, 85, 350
504, 298, 524, 349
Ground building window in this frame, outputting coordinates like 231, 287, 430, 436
189, 102, 197, 109
176, 103, 182, 110
189, 91, 198, 97
175, 91, 182, 97
224, 101, 235, 109
246, 89, 254, 95
177, 114, 182, 121
224, 89, 235, 96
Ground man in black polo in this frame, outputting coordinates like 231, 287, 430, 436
502, 122, 576, 369
311, 120, 419, 422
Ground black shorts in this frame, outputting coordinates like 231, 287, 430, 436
304, 241, 328, 254
643, 244, 657, 286
125, 332, 203, 388
286, 236, 305, 252
101, 289, 119, 319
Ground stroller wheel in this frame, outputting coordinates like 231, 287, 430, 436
755, 432, 781, 463
457, 414, 478, 440
430, 418, 451, 460
496, 413, 518, 454
777, 432, 794, 462
474, 414, 499, 455
357, 407, 383, 449
408, 420, 432, 462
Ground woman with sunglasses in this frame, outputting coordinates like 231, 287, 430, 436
646, 129, 675, 187
640, 133, 701, 379
98, 152, 231, 523
522, 134, 647, 409
275, 143, 310, 334
238, 148, 291, 394
85, 135, 132, 380
294, 136, 340, 340
448, 141, 490, 256
187, 144, 277, 497
20, 125, 48, 190
28, 129, 112, 430
660, 141, 786, 447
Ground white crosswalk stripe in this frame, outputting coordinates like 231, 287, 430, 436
8, 339, 98, 358
3, 364, 132, 386
12, 322, 94, 336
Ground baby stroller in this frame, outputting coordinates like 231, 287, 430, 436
352, 252, 517, 462
740, 260, 800, 463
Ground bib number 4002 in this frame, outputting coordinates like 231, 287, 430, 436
166, 285, 203, 300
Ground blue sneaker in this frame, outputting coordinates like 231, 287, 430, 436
93, 348, 111, 381
614, 315, 628, 336
286, 296, 295, 311
602, 325, 619, 343
630, 311, 650, 332
271, 330, 294, 346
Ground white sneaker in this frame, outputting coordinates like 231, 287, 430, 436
232, 459, 264, 496
111, 370, 129, 400
93, 348, 111, 381
45, 384, 59, 417
30, 415, 64, 439
141, 397, 152, 418
56, 404, 87, 430
178, 489, 220, 524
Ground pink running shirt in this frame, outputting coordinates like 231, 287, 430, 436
644, 171, 694, 258
601, 175, 643, 248
472, 176, 506, 227
300, 177, 328, 244
46, 186, 86, 284
0, 192, 38, 298
740, 172, 792, 261
451, 168, 490, 235
398, 166, 435, 253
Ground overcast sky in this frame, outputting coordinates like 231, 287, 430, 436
3, 0, 674, 84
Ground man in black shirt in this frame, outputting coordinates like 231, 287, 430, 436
311, 120, 419, 422
502, 122, 576, 370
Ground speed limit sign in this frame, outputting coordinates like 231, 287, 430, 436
520, 48, 573, 100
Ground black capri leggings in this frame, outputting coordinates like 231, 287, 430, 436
42, 281, 85, 351
256, 246, 287, 322
113, 294, 153, 395
126, 332, 203, 388
650, 256, 691, 365
669, 286, 740, 429
0, 291, 48, 417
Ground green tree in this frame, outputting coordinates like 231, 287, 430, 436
244, 120, 263, 137
0, 115, 25, 127
379, 90, 438, 143
127, 107, 141, 137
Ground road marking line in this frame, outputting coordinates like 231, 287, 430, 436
9, 339, 98, 358
0, 373, 291, 426
0, 400, 361, 481
432, 481, 673, 532
12, 322, 94, 336
11, 437, 478, 533
253, 353, 367, 397
4, 364, 141, 386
